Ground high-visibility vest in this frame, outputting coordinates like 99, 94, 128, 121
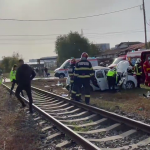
10, 70, 16, 81
107, 70, 116, 77
0, 76, 2, 85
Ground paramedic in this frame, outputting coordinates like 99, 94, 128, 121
10, 64, 24, 96
107, 68, 116, 91
143, 57, 150, 87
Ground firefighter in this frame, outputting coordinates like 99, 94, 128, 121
107, 68, 116, 91
68, 58, 76, 92
71, 52, 96, 104
143, 57, 150, 87
15, 59, 36, 113
134, 58, 142, 88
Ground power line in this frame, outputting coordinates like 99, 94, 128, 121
0, 33, 64, 37
0, 37, 56, 41
0, 5, 140, 22
0, 30, 149, 41
84, 30, 145, 35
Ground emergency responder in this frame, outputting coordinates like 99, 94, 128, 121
134, 58, 142, 88
143, 57, 150, 87
10, 64, 24, 96
0, 75, 2, 85
71, 52, 96, 104
68, 58, 76, 91
107, 68, 116, 91
15, 59, 36, 113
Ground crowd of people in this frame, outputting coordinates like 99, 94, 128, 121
1, 52, 150, 112
68, 52, 150, 104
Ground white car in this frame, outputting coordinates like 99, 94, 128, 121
66, 63, 137, 91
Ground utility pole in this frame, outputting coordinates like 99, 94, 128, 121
143, 0, 148, 49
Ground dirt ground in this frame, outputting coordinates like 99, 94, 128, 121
0, 86, 41, 150
31, 79, 150, 120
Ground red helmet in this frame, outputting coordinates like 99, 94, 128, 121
70, 58, 76, 65
81, 52, 88, 59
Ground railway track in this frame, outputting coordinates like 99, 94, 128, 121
3, 84, 150, 150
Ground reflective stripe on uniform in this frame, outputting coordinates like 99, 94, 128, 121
143, 65, 146, 67
76, 94, 81, 96
147, 68, 150, 71
69, 73, 74, 76
72, 90, 76, 94
74, 74, 78, 76
90, 73, 94, 76
78, 75, 91, 78
85, 95, 90, 98
70, 80, 74, 83
75, 67, 93, 71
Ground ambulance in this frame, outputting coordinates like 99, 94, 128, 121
54, 57, 98, 78
126, 49, 150, 66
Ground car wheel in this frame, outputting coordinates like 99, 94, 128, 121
126, 81, 135, 89
59, 74, 65, 78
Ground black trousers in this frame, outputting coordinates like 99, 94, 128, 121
107, 76, 116, 90
15, 84, 33, 112
72, 79, 90, 104
136, 75, 141, 88
10, 80, 24, 96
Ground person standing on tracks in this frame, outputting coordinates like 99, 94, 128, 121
10, 64, 24, 96
15, 59, 36, 113
68, 58, 76, 92
134, 58, 142, 88
71, 52, 96, 105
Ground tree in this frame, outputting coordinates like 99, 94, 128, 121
55, 32, 99, 64
0, 52, 22, 73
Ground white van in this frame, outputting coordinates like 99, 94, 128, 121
54, 57, 98, 78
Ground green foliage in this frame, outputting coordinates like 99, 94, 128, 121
55, 32, 99, 64
0, 52, 22, 73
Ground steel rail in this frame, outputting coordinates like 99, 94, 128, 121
31, 86, 150, 134
2, 84, 100, 150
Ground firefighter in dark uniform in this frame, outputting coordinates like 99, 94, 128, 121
134, 58, 142, 88
68, 58, 76, 91
15, 59, 36, 113
71, 52, 96, 104
107, 68, 116, 91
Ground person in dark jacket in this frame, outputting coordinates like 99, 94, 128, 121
15, 59, 36, 113
71, 52, 97, 104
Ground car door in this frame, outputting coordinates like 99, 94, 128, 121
95, 70, 108, 91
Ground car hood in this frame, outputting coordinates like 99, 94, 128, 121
116, 61, 130, 73
108, 64, 116, 68
54, 68, 60, 73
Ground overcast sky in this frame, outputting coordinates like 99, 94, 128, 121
0, 0, 149, 62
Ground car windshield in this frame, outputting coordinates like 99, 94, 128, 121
60, 60, 70, 68
112, 58, 124, 65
